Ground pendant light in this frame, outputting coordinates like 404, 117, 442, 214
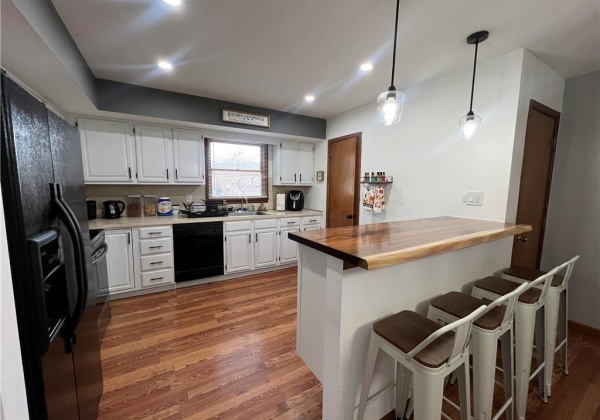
459, 30, 488, 140
377, 0, 405, 126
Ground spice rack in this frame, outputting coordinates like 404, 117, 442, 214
360, 176, 393, 185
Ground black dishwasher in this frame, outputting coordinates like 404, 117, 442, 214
174, 222, 224, 282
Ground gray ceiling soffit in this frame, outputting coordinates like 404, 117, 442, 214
11, 0, 98, 104
95, 78, 326, 139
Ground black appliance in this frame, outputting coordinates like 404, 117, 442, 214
286, 190, 304, 211
174, 222, 224, 282
1, 73, 103, 419
90, 229, 111, 341
185, 200, 228, 218
87, 200, 97, 220
103, 200, 125, 219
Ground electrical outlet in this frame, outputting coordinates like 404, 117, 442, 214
462, 193, 468, 203
466, 191, 484, 206
185, 194, 193, 202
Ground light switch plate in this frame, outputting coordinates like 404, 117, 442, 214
185, 194, 193, 202
467, 191, 484, 206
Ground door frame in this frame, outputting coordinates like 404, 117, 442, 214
326, 132, 362, 228
514, 99, 561, 268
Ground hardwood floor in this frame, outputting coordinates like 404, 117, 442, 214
99, 268, 600, 420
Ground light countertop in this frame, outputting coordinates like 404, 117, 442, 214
88, 209, 323, 230
289, 216, 531, 270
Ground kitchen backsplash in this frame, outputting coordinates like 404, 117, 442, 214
85, 181, 311, 217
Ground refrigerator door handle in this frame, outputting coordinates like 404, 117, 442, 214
50, 183, 88, 351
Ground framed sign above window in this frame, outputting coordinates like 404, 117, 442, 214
205, 139, 268, 202
222, 109, 270, 128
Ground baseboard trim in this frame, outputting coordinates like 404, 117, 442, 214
569, 320, 600, 339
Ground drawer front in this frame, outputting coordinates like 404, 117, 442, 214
140, 254, 172, 271
302, 216, 321, 226
254, 219, 277, 230
225, 221, 252, 232
139, 226, 171, 239
280, 218, 300, 227
140, 237, 172, 255
141, 268, 173, 288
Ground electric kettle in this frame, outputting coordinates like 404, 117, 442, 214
103, 200, 126, 219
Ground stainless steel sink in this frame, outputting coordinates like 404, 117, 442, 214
228, 211, 270, 217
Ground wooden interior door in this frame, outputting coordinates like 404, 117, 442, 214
512, 100, 560, 268
326, 133, 361, 228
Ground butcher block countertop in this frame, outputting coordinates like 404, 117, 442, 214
288, 216, 531, 270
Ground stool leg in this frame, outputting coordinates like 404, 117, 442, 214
545, 289, 560, 398
534, 307, 547, 403
501, 328, 514, 420
472, 331, 497, 420
412, 370, 445, 420
395, 362, 411, 419
558, 289, 568, 375
515, 304, 537, 420
456, 360, 472, 420
357, 332, 379, 420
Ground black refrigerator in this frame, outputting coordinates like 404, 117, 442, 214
1, 72, 104, 419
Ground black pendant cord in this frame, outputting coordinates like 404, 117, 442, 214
468, 40, 479, 114
389, 0, 400, 91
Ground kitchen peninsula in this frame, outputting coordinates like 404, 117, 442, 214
289, 216, 531, 420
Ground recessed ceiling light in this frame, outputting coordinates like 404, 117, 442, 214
360, 62, 374, 71
157, 60, 173, 70
305, 95, 315, 102
163, 0, 182, 6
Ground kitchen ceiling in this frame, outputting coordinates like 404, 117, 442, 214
41, 0, 600, 118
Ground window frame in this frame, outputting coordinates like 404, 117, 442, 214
204, 138, 269, 203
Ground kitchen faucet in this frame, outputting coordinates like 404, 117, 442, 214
240, 195, 248, 211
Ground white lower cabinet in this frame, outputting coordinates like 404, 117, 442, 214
280, 226, 301, 263
254, 218, 278, 269
105, 229, 135, 293
133, 226, 174, 289
225, 231, 253, 273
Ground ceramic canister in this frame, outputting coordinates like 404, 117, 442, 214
157, 197, 173, 216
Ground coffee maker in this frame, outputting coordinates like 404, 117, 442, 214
286, 190, 304, 211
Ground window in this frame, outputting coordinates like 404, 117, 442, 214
205, 139, 268, 201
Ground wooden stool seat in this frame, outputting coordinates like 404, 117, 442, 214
474, 276, 542, 304
373, 310, 454, 368
503, 266, 564, 287
431, 291, 506, 330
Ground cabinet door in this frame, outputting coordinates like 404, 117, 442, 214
225, 231, 252, 273
173, 129, 205, 184
135, 124, 172, 183
105, 230, 135, 293
79, 119, 135, 182
280, 227, 300, 263
297, 142, 314, 185
279, 141, 298, 184
254, 229, 277, 268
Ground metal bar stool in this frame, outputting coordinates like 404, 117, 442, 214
501, 256, 579, 398
428, 280, 531, 420
357, 306, 486, 420
471, 269, 557, 420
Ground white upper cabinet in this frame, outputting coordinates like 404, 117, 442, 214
173, 129, 205, 184
273, 141, 314, 186
79, 119, 136, 183
134, 124, 172, 183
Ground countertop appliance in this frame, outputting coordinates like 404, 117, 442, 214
90, 229, 110, 341
173, 222, 224, 282
286, 190, 304, 211
185, 200, 228, 218
1, 73, 103, 419
103, 200, 125, 219
276, 193, 286, 211
87, 200, 97, 220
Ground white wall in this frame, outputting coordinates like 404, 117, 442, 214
541, 71, 600, 329
505, 50, 566, 222
0, 189, 30, 419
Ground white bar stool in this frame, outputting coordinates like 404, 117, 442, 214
501, 256, 579, 398
428, 281, 530, 420
471, 269, 557, 420
357, 307, 486, 420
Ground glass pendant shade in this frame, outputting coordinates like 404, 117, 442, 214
377, 89, 405, 125
458, 112, 481, 140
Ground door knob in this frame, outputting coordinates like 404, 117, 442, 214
515, 236, 528, 242
346, 214, 353, 219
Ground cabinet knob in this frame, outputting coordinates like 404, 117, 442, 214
515, 236, 528, 242
346, 214, 353, 219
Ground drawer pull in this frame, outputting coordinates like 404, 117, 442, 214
148, 232, 162, 235
287, 221, 295, 224
149, 245, 163, 249
310, 219, 317, 222
150, 277, 164, 281
149, 261, 164, 265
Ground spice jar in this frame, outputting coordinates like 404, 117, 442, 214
127, 195, 141, 217
144, 195, 157, 217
